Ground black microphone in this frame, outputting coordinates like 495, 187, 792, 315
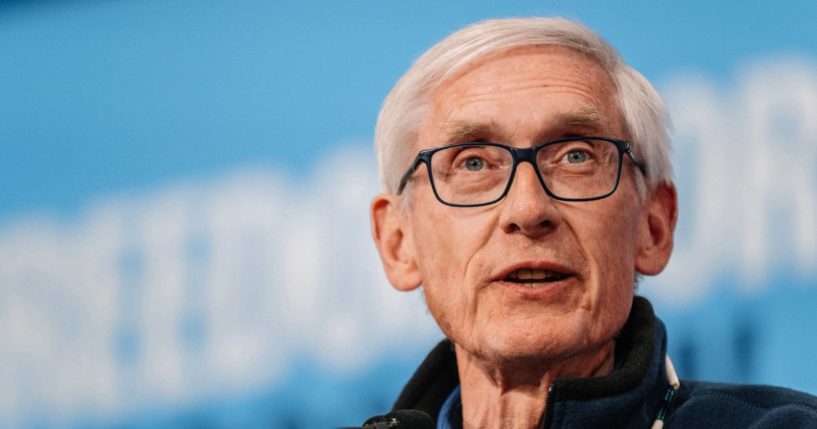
339, 410, 434, 429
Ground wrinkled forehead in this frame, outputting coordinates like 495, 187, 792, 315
419, 45, 624, 146
439, 106, 608, 141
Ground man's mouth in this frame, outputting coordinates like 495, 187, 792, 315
504, 268, 571, 284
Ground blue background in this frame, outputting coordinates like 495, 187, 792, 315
1, 1, 816, 428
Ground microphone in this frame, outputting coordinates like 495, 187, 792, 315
339, 410, 435, 429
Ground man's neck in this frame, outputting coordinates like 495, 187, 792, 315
454, 341, 616, 429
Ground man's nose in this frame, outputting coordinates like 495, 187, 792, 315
498, 161, 561, 236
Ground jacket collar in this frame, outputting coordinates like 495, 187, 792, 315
391, 297, 670, 428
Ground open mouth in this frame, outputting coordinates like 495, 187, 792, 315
504, 268, 571, 284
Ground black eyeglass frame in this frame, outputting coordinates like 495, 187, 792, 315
396, 136, 647, 207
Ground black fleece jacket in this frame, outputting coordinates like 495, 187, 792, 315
359, 297, 817, 428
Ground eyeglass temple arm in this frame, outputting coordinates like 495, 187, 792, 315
396, 157, 424, 195
626, 146, 648, 177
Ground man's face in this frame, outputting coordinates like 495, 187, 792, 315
401, 46, 647, 364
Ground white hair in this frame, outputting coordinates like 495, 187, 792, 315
374, 17, 672, 196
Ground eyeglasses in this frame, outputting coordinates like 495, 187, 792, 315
396, 136, 647, 207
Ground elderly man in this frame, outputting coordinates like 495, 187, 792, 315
361, 17, 817, 429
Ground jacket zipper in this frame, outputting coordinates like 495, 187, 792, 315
540, 384, 557, 429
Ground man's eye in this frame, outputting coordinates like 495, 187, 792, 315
565, 150, 589, 164
464, 156, 485, 171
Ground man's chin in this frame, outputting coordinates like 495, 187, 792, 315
468, 330, 583, 366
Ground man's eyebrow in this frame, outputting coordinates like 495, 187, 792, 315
440, 120, 503, 144
550, 107, 609, 132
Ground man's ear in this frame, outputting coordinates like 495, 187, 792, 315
635, 182, 678, 275
371, 193, 422, 291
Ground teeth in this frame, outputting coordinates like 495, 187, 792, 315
511, 269, 553, 280
510, 269, 562, 280
531, 269, 548, 279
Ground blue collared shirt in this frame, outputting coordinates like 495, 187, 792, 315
437, 385, 462, 429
